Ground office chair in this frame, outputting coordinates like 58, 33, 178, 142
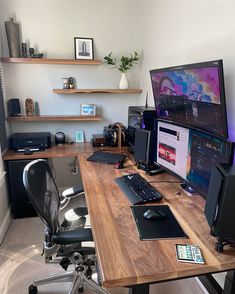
23, 159, 109, 294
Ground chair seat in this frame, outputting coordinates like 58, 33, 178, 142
52, 228, 93, 244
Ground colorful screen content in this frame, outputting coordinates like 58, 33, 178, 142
156, 121, 189, 180
186, 130, 233, 198
150, 60, 228, 138
156, 121, 233, 198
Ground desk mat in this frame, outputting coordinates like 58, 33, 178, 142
131, 205, 187, 240
87, 151, 126, 164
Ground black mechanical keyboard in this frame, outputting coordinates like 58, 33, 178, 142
121, 173, 162, 204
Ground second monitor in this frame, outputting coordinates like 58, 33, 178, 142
155, 120, 234, 198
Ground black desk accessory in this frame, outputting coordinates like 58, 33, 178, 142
87, 151, 126, 164
143, 209, 165, 220
24, 148, 33, 155
131, 205, 187, 240
115, 173, 162, 205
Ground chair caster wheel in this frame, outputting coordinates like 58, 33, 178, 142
78, 287, 84, 293
28, 284, 37, 294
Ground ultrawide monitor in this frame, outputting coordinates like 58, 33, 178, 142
155, 120, 234, 198
150, 60, 228, 138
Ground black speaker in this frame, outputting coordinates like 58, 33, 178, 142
7, 98, 21, 116
134, 129, 152, 166
134, 128, 162, 174
204, 162, 235, 251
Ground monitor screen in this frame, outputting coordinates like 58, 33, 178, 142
150, 60, 228, 138
156, 120, 234, 198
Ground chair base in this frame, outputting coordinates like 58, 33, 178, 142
28, 268, 109, 294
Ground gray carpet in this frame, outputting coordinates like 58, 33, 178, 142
0, 198, 206, 294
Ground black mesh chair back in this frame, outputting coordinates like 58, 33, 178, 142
23, 159, 60, 235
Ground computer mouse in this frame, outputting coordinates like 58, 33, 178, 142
114, 160, 124, 169
143, 209, 166, 220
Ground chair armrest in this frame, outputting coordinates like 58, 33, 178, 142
62, 186, 84, 199
52, 228, 93, 244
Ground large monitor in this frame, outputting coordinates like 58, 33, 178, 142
155, 120, 234, 198
150, 60, 228, 138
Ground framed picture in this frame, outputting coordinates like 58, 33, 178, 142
75, 130, 84, 143
81, 104, 96, 116
74, 37, 94, 60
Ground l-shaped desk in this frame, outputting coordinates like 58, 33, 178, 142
78, 149, 235, 294
3, 143, 235, 294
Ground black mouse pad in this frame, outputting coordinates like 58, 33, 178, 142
87, 151, 126, 164
131, 205, 187, 240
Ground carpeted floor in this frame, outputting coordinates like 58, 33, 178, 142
0, 197, 207, 294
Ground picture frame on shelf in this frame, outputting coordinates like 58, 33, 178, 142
74, 37, 94, 60
80, 104, 96, 116
75, 130, 84, 143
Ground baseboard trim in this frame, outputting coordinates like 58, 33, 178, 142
0, 205, 12, 245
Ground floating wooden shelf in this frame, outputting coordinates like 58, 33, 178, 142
7, 115, 103, 122
1, 57, 101, 65
53, 88, 142, 94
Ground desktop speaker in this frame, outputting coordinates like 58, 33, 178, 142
134, 128, 161, 174
134, 129, 152, 167
7, 98, 21, 116
204, 162, 235, 252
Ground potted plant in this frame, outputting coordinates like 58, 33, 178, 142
104, 51, 139, 89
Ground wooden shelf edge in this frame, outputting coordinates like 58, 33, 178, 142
1, 57, 102, 65
53, 88, 143, 94
7, 115, 103, 122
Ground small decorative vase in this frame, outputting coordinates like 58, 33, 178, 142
119, 72, 128, 89
5, 18, 21, 57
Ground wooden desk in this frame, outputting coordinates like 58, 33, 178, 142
78, 153, 235, 294
2, 142, 103, 160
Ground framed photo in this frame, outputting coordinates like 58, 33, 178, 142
74, 37, 94, 60
75, 130, 84, 143
81, 104, 96, 116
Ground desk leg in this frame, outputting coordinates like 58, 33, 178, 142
224, 270, 235, 294
128, 284, 149, 294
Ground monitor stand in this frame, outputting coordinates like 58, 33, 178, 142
148, 165, 164, 176
180, 182, 197, 194
136, 161, 164, 175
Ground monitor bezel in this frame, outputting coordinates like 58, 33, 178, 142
150, 59, 228, 139
154, 119, 234, 199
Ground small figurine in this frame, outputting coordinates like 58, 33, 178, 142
62, 78, 69, 89
25, 98, 34, 116
21, 43, 28, 57
28, 47, 43, 58
69, 77, 75, 89
34, 101, 40, 116
29, 47, 34, 57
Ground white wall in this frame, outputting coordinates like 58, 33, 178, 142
138, 0, 235, 141
0, 0, 142, 141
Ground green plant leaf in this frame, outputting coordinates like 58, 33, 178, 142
104, 51, 139, 72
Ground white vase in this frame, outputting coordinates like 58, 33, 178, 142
119, 72, 128, 89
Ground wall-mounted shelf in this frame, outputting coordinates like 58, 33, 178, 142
1, 57, 101, 65
7, 115, 103, 122
53, 88, 142, 94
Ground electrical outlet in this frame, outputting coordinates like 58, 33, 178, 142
72, 166, 78, 174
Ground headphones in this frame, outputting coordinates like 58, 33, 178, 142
105, 122, 126, 146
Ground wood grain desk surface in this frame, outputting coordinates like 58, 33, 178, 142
78, 152, 235, 289
2, 143, 124, 160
